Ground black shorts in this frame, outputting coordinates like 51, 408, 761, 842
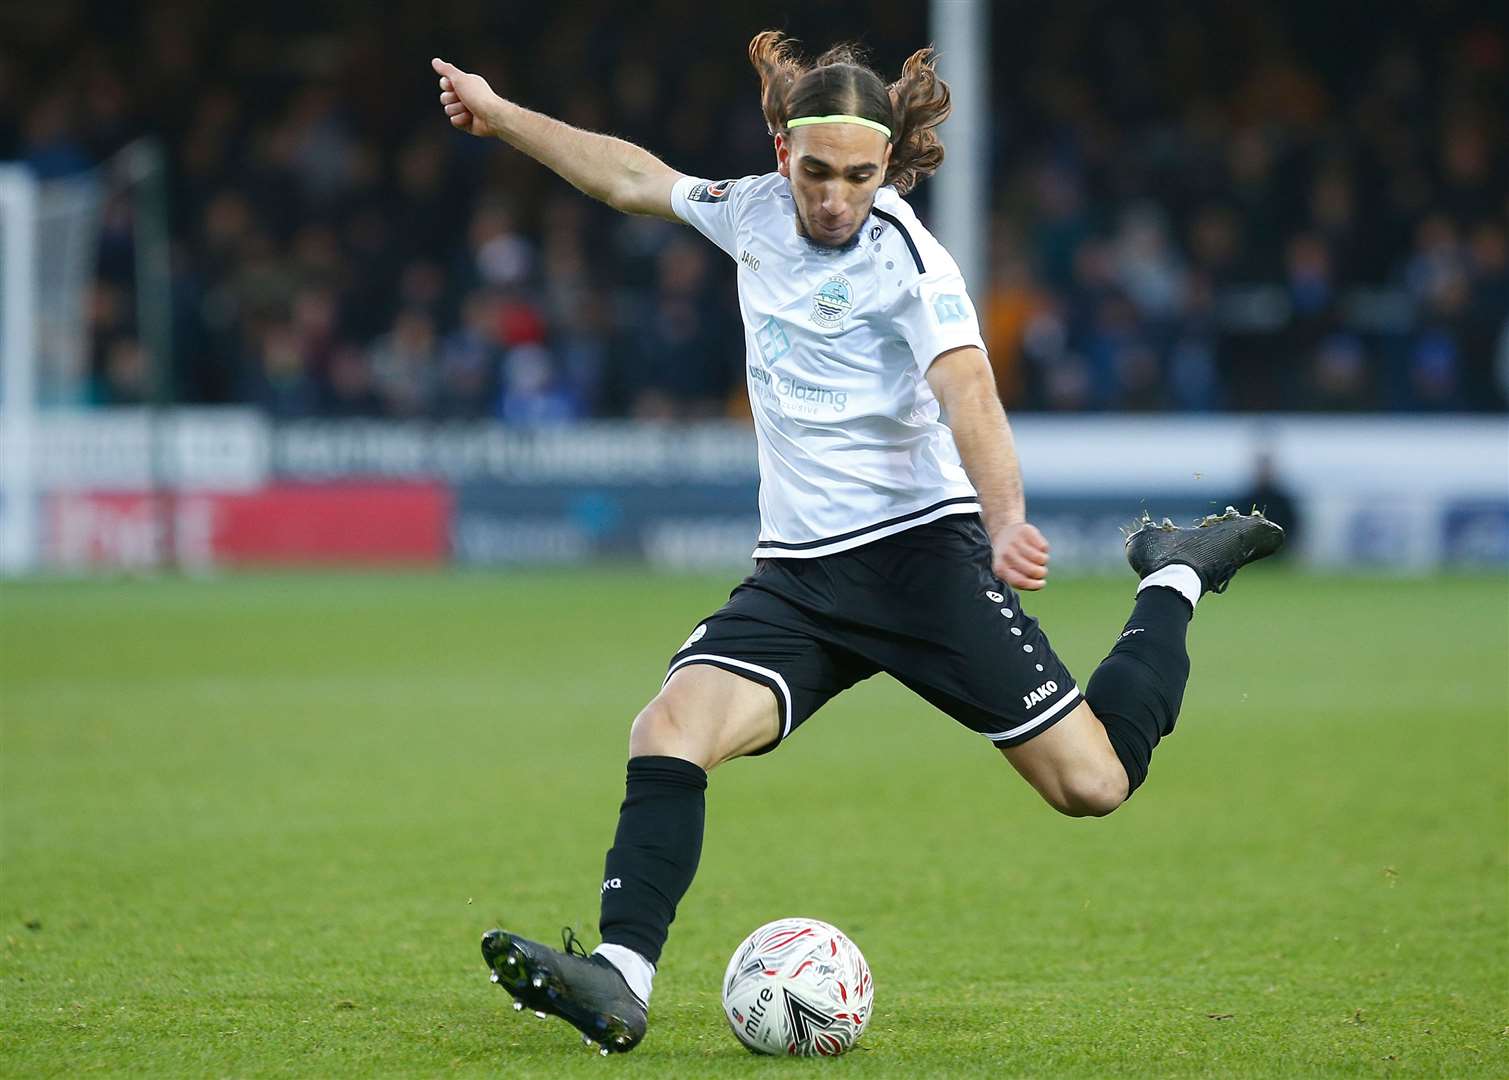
665, 515, 1083, 753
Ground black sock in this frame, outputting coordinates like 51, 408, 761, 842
598, 755, 707, 965
1084, 586, 1192, 796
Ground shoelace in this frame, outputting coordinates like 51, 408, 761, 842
561, 926, 591, 960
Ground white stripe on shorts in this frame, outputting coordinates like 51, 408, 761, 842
664, 654, 795, 740
983, 685, 1083, 743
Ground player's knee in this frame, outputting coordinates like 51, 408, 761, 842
628, 693, 722, 768
1046, 768, 1129, 818
629, 697, 688, 757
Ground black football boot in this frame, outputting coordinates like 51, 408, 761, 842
1125, 506, 1285, 596
481, 928, 648, 1055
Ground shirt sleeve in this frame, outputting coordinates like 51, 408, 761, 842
670, 175, 754, 260
892, 257, 988, 374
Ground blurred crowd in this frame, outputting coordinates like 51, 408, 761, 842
2, 1, 1505, 418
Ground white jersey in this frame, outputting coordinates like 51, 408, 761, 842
670, 172, 986, 558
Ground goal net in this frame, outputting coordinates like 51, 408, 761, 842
0, 146, 166, 575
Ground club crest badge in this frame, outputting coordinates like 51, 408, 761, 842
811, 274, 853, 328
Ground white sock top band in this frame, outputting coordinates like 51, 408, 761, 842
592, 943, 655, 1007
1136, 563, 1202, 611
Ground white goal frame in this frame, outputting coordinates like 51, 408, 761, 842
0, 165, 39, 575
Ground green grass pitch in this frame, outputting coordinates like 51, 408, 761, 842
2, 569, 1506, 1078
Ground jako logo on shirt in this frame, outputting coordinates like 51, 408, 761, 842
602, 878, 622, 893
679, 624, 707, 651
811, 274, 853, 327
1022, 680, 1059, 708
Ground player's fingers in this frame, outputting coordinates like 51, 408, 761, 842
445, 102, 466, 116
1005, 550, 1048, 583
1005, 567, 1046, 591
441, 91, 458, 104
1006, 542, 1048, 573
1016, 526, 1049, 554
1014, 540, 1050, 564
1011, 554, 1049, 583
431, 57, 456, 76
995, 549, 1043, 586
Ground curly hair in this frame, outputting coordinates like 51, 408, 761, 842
747, 30, 952, 196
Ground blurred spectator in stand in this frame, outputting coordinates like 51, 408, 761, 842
88, 281, 133, 388
470, 203, 536, 291
1496, 322, 1509, 410
1405, 214, 1466, 307
1406, 332, 1464, 411
438, 290, 503, 418
289, 286, 340, 381
1113, 204, 1185, 333
622, 238, 728, 419
370, 308, 439, 418
323, 345, 380, 417
555, 291, 613, 417
1280, 233, 1340, 407
397, 259, 449, 318
1308, 164, 1363, 282
1020, 300, 1092, 412
241, 322, 321, 418
1438, 116, 1497, 224
1167, 275, 1224, 411
1084, 291, 1164, 410
983, 236, 1048, 406
1226, 129, 1283, 275
1186, 204, 1246, 287
1308, 332, 1373, 410
95, 337, 152, 405
391, 130, 463, 263
1030, 162, 1090, 292
1463, 222, 1509, 408
498, 343, 582, 425
21, 92, 91, 178
0, 56, 20, 159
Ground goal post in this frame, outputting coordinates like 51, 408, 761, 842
930, 0, 988, 296
0, 165, 41, 575
0, 144, 168, 576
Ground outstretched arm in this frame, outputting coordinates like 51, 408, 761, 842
432, 57, 682, 220
926, 346, 1051, 591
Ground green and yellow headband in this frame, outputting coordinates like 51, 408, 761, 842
786, 114, 892, 139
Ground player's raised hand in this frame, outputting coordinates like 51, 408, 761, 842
432, 57, 502, 138
992, 521, 1050, 591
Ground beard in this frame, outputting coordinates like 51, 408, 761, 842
793, 200, 865, 253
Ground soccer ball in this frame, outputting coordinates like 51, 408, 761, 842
721, 917, 873, 1056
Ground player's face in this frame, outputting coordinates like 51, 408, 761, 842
777, 126, 893, 249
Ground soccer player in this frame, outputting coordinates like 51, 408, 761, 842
432, 33, 1282, 1055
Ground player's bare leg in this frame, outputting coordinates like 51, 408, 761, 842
1002, 702, 1129, 816
628, 664, 781, 769
482, 665, 778, 1053
1006, 508, 1284, 817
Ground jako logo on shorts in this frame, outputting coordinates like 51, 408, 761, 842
1022, 681, 1059, 708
